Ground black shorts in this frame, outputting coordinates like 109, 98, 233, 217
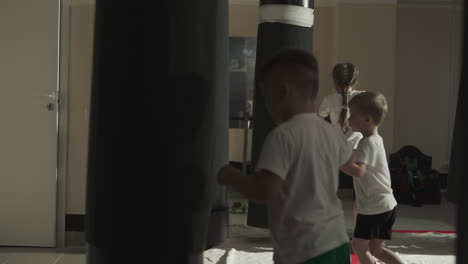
354, 207, 397, 240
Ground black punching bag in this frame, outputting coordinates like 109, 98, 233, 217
447, 2, 467, 263
169, 0, 230, 258
86, 1, 229, 263
247, 0, 315, 228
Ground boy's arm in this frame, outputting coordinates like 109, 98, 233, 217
340, 150, 368, 177
217, 165, 284, 202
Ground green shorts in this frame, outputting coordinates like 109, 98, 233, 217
301, 243, 351, 264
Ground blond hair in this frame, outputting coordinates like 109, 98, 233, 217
349, 91, 388, 125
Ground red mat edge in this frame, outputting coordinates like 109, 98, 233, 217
392, 230, 456, 233
351, 230, 456, 264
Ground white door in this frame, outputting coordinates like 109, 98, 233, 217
0, 0, 59, 247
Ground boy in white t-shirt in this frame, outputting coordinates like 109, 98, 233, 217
217, 49, 352, 264
340, 92, 406, 264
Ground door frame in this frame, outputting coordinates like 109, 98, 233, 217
57, 0, 71, 248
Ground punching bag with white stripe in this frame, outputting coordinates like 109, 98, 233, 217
248, 0, 315, 229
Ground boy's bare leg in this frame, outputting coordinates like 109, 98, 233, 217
351, 238, 376, 264
353, 201, 358, 229
369, 239, 406, 264
350, 201, 358, 254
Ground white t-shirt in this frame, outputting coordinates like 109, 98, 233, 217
318, 91, 365, 149
256, 113, 352, 264
354, 134, 398, 215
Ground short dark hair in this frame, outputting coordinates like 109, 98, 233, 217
349, 91, 388, 125
258, 49, 319, 99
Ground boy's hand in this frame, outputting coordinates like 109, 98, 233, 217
217, 165, 238, 185
217, 166, 285, 201
340, 152, 368, 178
